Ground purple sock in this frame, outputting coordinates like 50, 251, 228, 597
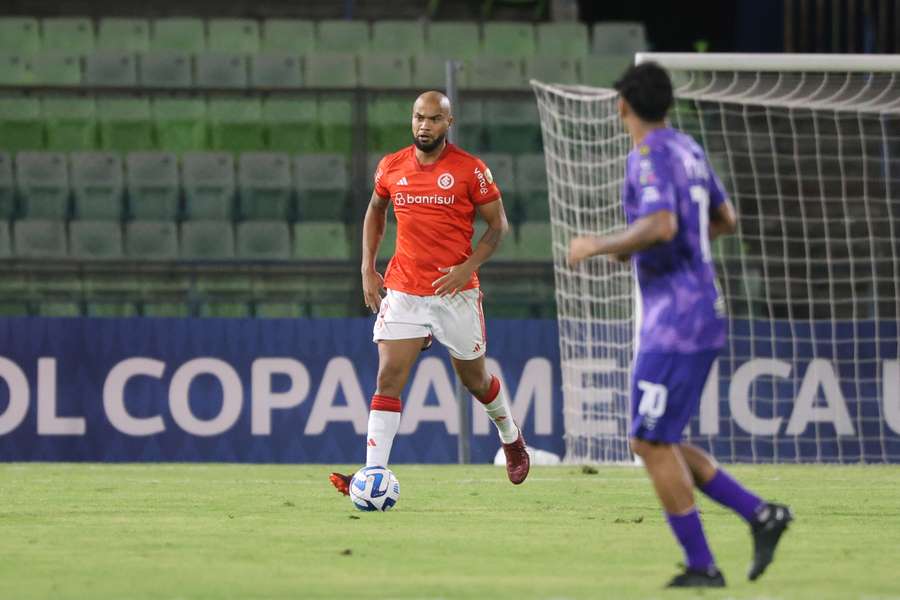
701, 468, 765, 523
666, 509, 715, 572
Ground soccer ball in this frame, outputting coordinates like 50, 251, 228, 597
349, 466, 400, 512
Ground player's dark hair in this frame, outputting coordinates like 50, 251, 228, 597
613, 62, 674, 122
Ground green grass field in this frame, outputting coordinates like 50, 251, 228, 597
1, 464, 898, 600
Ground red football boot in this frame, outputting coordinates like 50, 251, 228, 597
329, 472, 352, 496
502, 432, 530, 484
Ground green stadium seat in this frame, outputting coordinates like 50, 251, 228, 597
143, 302, 190, 317
305, 53, 357, 88
591, 22, 648, 55
580, 55, 631, 87
377, 221, 397, 260
0, 219, 10, 255
0, 152, 14, 218
0, 96, 42, 151
41, 18, 95, 55
316, 20, 369, 54
368, 97, 411, 152
480, 152, 516, 205
455, 98, 485, 151
515, 153, 549, 221
293, 222, 350, 259
516, 222, 552, 260
250, 54, 303, 88
13, 219, 67, 257
209, 97, 264, 152
125, 220, 178, 259
0, 18, 40, 56
86, 301, 138, 317
0, 55, 34, 85
43, 96, 97, 151
482, 23, 535, 58
151, 18, 206, 53
195, 52, 247, 89
236, 220, 291, 259
371, 20, 426, 55
318, 97, 353, 154
37, 302, 81, 317
98, 97, 154, 152
0, 302, 29, 316
261, 19, 316, 55
208, 18, 260, 54
69, 220, 123, 259
426, 22, 480, 60
199, 301, 250, 318
359, 55, 412, 89
180, 220, 234, 259
536, 23, 589, 58
262, 95, 319, 153
256, 302, 303, 318
412, 55, 464, 89
182, 152, 236, 220
31, 53, 81, 85
139, 51, 192, 88
70, 152, 124, 220
84, 51, 138, 87
152, 96, 206, 151
237, 152, 291, 220
97, 18, 150, 52
466, 57, 526, 90
293, 154, 348, 221
526, 56, 579, 85
15, 152, 69, 218
483, 99, 541, 153
125, 152, 179, 220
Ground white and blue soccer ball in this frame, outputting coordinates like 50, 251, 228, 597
349, 466, 400, 512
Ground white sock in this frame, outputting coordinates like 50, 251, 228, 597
477, 376, 519, 444
365, 395, 402, 467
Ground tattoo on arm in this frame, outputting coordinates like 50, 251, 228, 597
479, 225, 504, 248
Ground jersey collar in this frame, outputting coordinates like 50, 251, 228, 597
412, 142, 453, 172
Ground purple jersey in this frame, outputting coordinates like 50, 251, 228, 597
622, 127, 727, 354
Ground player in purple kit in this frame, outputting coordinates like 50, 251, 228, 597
568, 62, 793, 588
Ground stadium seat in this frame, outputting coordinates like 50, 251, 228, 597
483, 99, 541, 153
263, 95, 319, 153
208, 18, 260, 54
412, 55, 465, 89
69, 220, 123, 259
236, 220, 291, 259
182, 152, 236, 220
13, 219, 67, 257
209, 98, 264, 152
250, 54, 302, 88
426, 22, 480, 60
371, 20, 426, 56
139, 51, 192, 88
293, 154, 348, 220
237, 152, 292, 220
15, 152, 70, 219
591, 22, 648, 55
195, 52, 248, 89
98, 97, 154, 152
318, 97, 353, 154
125, 220, 178, 259
536, 23, 589, 58
466, 57, 526, 90
84, 51, 138, 87
359, 55, 412, 89
199, 301, 250, 318
368, 97, 411, 151
180, 220, 235, 259
255, 302, 303, 318
480, 153, 517, 206
97, 18, 150, 52
261, 19, 316, 55
0, 54, 34, 85
316, 20, 370, 54
293, 221, 350, 259
37, 302, 81, 317
515, 153, 549, 221
86, 302, 138, 317
70, 151, 124, 220
151, 18, 206, 53
0, 218, 10, 255
305, 53, 357, 88
41, 18, 95, 55
43, 96, 97, 151
516, 222, 553, 259
30, 53, 81, 85
152, 96, 207, 151
455, 98, 485, 151
482, 23, 535, 58
580, 55, 632, 87
143, 302, 190, 317
0, 18, 40, 56
126, 152, 180, 219
526, 56, 579, 85
377, 221, 397, 260
0, 152, 14, 218
0, 302, 28, 316
0, 96, 42, 151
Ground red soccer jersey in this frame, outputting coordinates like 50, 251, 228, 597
374, 143, 502, 296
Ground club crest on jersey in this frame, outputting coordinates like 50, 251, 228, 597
437, 172, 455, 190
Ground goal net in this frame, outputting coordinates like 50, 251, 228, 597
533, 54, 900, 464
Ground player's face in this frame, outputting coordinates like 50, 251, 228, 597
412, 100, 451, 152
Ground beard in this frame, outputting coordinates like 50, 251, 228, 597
413, 132, 446, 152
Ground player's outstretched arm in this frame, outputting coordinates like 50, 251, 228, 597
567, 210, 677, 267
709, 199, 738, 241
361, 191, 390, 313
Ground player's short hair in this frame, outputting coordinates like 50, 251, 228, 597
613, 62, 674, 122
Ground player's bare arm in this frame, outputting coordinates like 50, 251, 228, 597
567, 209, 677, 267
361, 191, 390, 313
709, 199, 737, 240
432, 198, 509, 296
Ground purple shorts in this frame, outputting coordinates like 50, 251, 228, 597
630, 350, 718, 444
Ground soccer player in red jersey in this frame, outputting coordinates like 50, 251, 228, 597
330, 91, 530, 493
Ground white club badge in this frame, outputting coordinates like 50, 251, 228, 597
437, 172, 455, 190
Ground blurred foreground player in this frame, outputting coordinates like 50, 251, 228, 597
568, 63, 793, 588
330, 91, 529, 494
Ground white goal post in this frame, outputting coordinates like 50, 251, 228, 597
533, 53, 900, 464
